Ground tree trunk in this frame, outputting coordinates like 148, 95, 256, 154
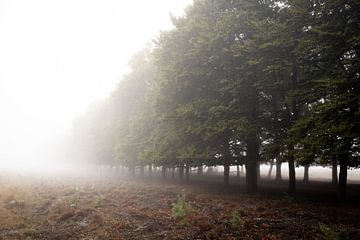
288, 63, 298, 197
257, 161, 261, 180
197, 165, 203, 175
130, 166, 135, 177
288, 155, 296, 197
339, 157, 348, 198
140, 165, 144, 179
162, 166, 166, 179
276, 158, 282, 181
179, 164, 184, 183
185, 164, 190, 183
171, 165, 175, 179
246, 139, 259, 193
246, 164, 257, 193
236, 165, 240, 178
148, 164, 152, 177
332, 159, 338, 186
267, 161, 274, 178
224, 161, 230, 186
303, 165, 309, 183
240, 165, 244, 174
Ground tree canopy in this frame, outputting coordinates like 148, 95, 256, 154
70, 0, 360, 198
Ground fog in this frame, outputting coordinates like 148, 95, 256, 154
0, 0, 192, 167
0, 0, 358, 183
0, 2, 358, 239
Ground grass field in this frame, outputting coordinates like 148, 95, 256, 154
0, 170, 359, 240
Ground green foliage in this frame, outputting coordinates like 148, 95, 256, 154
94, 196, 104, 208
319, 223, 350, 240
230, 210, 244, 226
171, 190, 193, 225
70, 0, 360, 197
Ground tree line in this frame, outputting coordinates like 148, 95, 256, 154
70, 0, 360, 198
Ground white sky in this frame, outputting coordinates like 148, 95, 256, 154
0, 0, 192, 163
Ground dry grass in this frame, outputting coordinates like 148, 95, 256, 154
0, 174, 359, 239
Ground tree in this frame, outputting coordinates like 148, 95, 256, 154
114, 48, 157, 173
289, 0, 360, 197
154, 0, 278, 190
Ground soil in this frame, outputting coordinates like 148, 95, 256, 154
0, 171, 359, 240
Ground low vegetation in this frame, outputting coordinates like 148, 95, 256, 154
171, 190, 193, 225
0, 174, 360, 239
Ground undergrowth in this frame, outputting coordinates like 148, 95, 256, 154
171, 190, 193, 225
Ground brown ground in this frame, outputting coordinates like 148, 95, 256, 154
0, 172, 359, 240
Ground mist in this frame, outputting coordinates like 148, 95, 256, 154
1, 1, 359, 239
0, 0, 192, 169
0, 0, 358, 183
